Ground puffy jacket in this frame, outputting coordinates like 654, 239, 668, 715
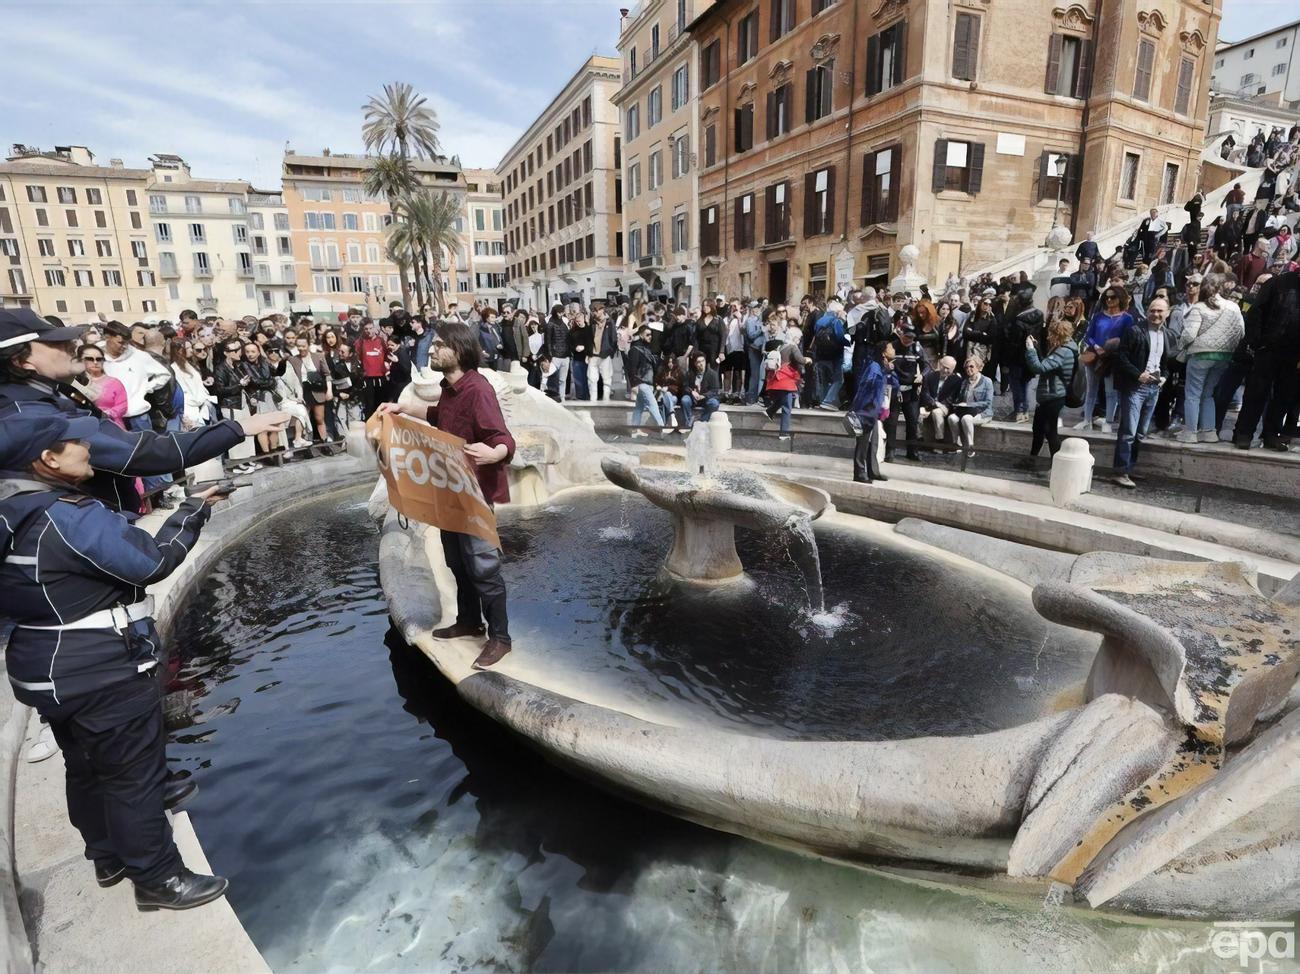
0, 478, 210, 708
1182, 302, 1246, 357
544, 316, 570, 358
1025, 339, 1080, 402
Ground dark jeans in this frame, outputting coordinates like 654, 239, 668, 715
1235, 352, 1300, 444
745, 347, 764, 403
1213, 359, 1250, 432
1004, 363, 1030, 414
572, 360, 591, 400
1154, 360, 1185, 430
440, 528, 510, 643
852, 417, 882, 481
45, 671, 181, 885
884, 395, 921, 458
1031, 397, 1066, 456
361, 376, 386, 419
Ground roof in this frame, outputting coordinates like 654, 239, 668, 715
149, 177, 252, 194
0, 160, 152, 180
1219, 17, 1300, 51
284, 152, 461, 175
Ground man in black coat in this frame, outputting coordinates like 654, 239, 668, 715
1234, 270, 1300, 451
1111, 298, 1169, 487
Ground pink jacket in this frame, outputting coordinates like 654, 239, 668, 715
93, 376, 130, 427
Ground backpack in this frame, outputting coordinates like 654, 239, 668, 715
870, 307, 894, 345
1065, 345, 1085, 409
812, 319, 842, 359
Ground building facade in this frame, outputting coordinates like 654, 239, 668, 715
614, 0, 715, 304
246, 190, 299, 314
689, 0, 1221, 301
460, 168, 509, 308
1210, 18, 1299, 106
282, 151, 465, 317
0, 144, 166, 320
499, 55, 626, 309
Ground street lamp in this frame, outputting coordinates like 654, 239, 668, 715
1050, 154, 1069, 231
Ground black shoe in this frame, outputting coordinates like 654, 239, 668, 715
884, 452, 896, 462
163, 776, 198, 811
852, 475, 870, 483
1232, 438, 1252, 450
872, 473, 889, 482
1262, 438, 1291, 452
95, 859, 126, 888
906, 453, 923, 462
134, 869, 229, 912
431, 622, 486, 640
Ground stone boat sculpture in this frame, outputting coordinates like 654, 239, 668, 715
372, 368, 1300, 921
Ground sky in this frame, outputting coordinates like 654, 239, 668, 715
0, 0, 1293, 189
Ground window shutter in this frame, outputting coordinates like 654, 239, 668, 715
770, 0, 781, 42
804, 171, 817, 237
780, 181, 791, 238
767, 90, 777, 139
894, 22, 908, 85
765, 185, 776, 242
734, 197, 745, 251
1065, 154, 1081, 205
1074, 39, 1094, 99
1175, 58, 1194, 115
1045, 33, 1062, 95
866, 33, 881, 95
783, 83, 794, 130
952, 13, 973, 80
860, 153, 874, 226
932, 139, 948, 194
887, 145, 902, 221
806, 68, 818, 123
1134, 41, 1154, 101
825, 166, 836, 235
1037, 150, 1051, 202
968, 143, 986, 194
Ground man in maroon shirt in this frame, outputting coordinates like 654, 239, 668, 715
355, 319, 389, 419
379, 319, 517, 670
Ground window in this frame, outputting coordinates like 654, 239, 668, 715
867, 21, 907, 95
189, 223, 205, 243
8, 269, 26, 294
1244, 47, 1254, 60
153, 221, 170, 243
475, 208, 486, 231
1036, 151, 1075, 202
252, 235, 267, 255
367, 242, 381, 263
952, 13, 981, 81
672, 64, 690, 111
932, 140, 985, 194
68, 239, 85, 257
1133, 39, 1155, 102
73, 270, 94, 287
1278, 37, 1289, 48
45, 269, 65, 287
301, 187, 332, 202
1241, 72, 1259, 86
737, 10, 759, 64
1045, 34, 1091, 97
126, 190, 137, 207
35, 209, 48, 227
672, 211, 689, 252
626, 103, 640, 141
249, 212, 265, 230
648, 87, 663, 127
770, 0, 796, 41
672, 135, 691, 178
350, 275, 365, 293
702, 40, 722, 89
65, 210, 78, 228
342, 213, 359, 231
649, 150, 663, 190
194, 252, 211, 276
57, 186, 76, 204
95, 239, 113, 257
26, 186, 47, 203
1119, 151, 1140, 202
86, 188, 102, 205
1175, 58, 1195, 115
274, 212, 289, 231
347, 242, 361, 263
734, 103, 755, 153
861, 145, 901, 224
629, 47, 637, 80
1161, 162, 1179, 205
493, 209, 503, 231
149, 194, 166, 213
651, 23, 660, 56
278, 236, 292, 255
328, 276, 344, 293
102, 270, 123, 287
228, 198, 246, 214
233, 224, 248, 244
628, 227, 642, 262
94, 210, 107, 228
767, 82, 794, 139
647, 221, 662, 258
804, 167, 835, 236
628, 161, 642, 198
184, 195, 201, 213
734, 193, 756, 250
1273, 62, 1287, 76
700, 205, 719, 257
130, 212, 142, 230
705, 124, 717, 167
159, 252, 178, 276
806, 61, 834, 122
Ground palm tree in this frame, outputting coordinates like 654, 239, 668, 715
397, 190, 462, 314
362, 83, 442, 310
363, 153, 420, 308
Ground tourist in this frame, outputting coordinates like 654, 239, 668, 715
169, 340, 213, 431
945, 356, 994, 458
681, 352, 722, 430
377, 320, 517, 671
763, 330, 805, 440
1024, 317, 1081, 458
266, 347, 312, 449
721, 301, 747, 402
591, 306, 618, 401
1138, 207, 1168, 262
1233, 269, 1299, 451
1075, 285, 1133, 432
743, 300, 767, 405
73, 344, 128, 426
1112, 297, 1170, 488
0, 415, 233, 910
330, 344, 365, 432
848, 343, 892, 483
543, 304, 571, 401
1235, 238, 1272, 290
884, 326, 928, 462
354, 320, 389, 418
293, 337, 335, 447
241, 342, 280, 456
812, 300, 850, 410
657, 349, 686, 434
1176, 273, 1243, 445
212, 339, 259, 474
920, 355, 961, 444
626, 325, 665, 437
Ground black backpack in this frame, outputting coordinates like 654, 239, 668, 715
813, 319, 842, 359
1065, 345, 1085, 409
870, 307, 894, 345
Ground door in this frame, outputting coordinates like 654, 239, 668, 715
768, 260, 789, 305
934, 241, 963, 286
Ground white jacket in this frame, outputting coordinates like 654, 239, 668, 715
1182, 301, 1246, 357
170, 362, 213, 426
103, 345, 171, 418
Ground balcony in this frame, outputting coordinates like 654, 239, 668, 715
236, 267, 254, 279
309, 257, 342, 271
158, 264, 181, 279
638, 253, 664, 270
193, 267, 213, 280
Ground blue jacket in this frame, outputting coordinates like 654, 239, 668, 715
850, 360, 893, 420
812, 311, 850, 361
0, 377, 243, 511
0, 477, 210, 708
961, 374, 995, 418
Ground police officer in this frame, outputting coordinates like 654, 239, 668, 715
885, 326, 931, 462
0, 308, 289, 512
0, 416, 232, 910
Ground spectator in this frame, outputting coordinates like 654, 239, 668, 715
591, 306, 618, 401
884, 326, 929, 461
920, 355, 961, 443
626, 325, 665, 437
568, 309, 593, 400
849, 343, 892, 483
1178, 272, 1246, 445
354, 320, 388, 418
657, 351, 686, 434
1075, 285, 1134, 432
681, 352, 722, 429
73, 344, 128, 427
1112, 297, 1170, 488
812, 300, 851, 410
543, 304, 571, 400
946, 356, 994, 458
1024, 317, 1081, 458
1234, 269, 1299, 451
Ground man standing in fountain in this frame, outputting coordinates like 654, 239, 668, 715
378, 320, 517, 670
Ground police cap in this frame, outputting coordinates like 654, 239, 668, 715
0, 415, 99, 470
0, 308, 85, 349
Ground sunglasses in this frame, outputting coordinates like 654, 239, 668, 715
81, 354, 104, 362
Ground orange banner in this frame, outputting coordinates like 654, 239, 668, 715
367, 411, 501, 549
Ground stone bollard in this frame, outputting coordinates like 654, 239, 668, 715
1050, 437, 1094, 506
344, 420, 372, 461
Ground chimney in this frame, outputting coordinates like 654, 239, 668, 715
110, 158, 124, 168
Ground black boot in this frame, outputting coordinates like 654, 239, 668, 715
134, 869, 229, 912
95, 859, 126, 888
163, 775, 198, 811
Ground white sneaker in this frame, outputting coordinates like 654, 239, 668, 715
1198, 430, 1220, 444
25, 725, 57, 764
1098, 421, 1112, 434
1113, 474, 1137, 489
1177, 431, 1199, 444
631, 430, 649, 438
1071, 419, 1091, 430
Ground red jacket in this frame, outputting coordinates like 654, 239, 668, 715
425, 370, 516, 505
355, 336, 388, 378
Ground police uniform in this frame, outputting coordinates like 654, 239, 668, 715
0, 308, 245, 512
0, 416, 228, 909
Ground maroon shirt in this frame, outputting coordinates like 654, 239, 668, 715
425, 369, 516, 505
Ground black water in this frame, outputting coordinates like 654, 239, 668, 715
164, 486, 1213, 972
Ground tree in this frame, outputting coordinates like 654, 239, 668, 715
363, 153, 420, 309
361, 83, 442, 309
395, 190, 462, 314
